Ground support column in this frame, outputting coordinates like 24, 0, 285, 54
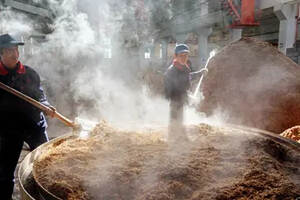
274, 3, 298, 54
138, 44, 145, 67
149, 40, 155, 59
161, 39, 168, 64
198, 27, 212, 67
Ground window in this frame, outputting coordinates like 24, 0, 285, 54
145, 48, 151, 59
160, 44, 163, 58
103, 38, 112, 59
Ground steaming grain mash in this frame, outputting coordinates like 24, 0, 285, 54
33, 122, 300, 200
200, 37, 300, 134
281, 126, 300, 143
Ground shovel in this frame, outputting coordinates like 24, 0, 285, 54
0, 81, 81, 132
189, 50, 217, 102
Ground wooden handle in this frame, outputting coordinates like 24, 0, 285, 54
53, 112, 77, 128
0, 81, 77, 128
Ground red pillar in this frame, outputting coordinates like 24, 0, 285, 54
241, 0, 256, 25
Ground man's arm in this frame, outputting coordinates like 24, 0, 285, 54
28, 67, 56, 117
38, 85, 50, 107
164, 69, 173, 99
190, 68, 208, 80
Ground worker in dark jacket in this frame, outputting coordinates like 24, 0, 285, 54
164, 44, 207, 142
0, 33, 55, 199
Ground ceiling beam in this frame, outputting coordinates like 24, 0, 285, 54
4, 0, 52, 18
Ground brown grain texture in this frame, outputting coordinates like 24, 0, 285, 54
34, 122, 300, 200
200, 37, 300, 133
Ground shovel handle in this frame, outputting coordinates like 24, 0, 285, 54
0, 81, 77, 128
52, 112, 77, 128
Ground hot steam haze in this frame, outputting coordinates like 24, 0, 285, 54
0, 0, 217, 134
5, 2, 300, 199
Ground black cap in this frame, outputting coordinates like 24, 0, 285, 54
175, 44, 190, 55
0, 34, 24, 48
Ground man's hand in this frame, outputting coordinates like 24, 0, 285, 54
201, 68, 208, 76
46, 106, 56, 118
190, 68, 209, 79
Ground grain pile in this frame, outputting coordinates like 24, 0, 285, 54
33, 122, 300, 200
200, 37, 300, 134
281, 126, 300, 143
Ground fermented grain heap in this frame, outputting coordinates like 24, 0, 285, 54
200, 37, 300, 133
33, 122, 300, 200
281, 126, 300, 143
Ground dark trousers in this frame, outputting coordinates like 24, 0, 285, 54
169, 98, 184, 125
168, 97, 187, 142
0, 128, 48, 200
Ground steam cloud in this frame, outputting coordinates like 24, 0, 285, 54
0, 0, 218, 135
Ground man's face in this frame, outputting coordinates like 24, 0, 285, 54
175, 52, 189, 65
1, 46, 19, 68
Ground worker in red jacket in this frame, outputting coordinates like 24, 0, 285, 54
164, 44, 207, 142
0, 33, 55, 199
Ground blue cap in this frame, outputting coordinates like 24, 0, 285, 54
0, 34, 24, 48
175, 44, 190, 55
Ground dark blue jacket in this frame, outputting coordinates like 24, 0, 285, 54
164, 60, 192, 101
0, 61, 48, 134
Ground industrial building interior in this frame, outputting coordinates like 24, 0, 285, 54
2, 0, 300, 65
0, 0, 300, 199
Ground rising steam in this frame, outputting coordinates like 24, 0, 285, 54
0, 0, 222, 136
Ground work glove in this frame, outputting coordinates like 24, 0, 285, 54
45, 106, 56, 118
200, 68, 208, 76
190, 68, 208, 80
